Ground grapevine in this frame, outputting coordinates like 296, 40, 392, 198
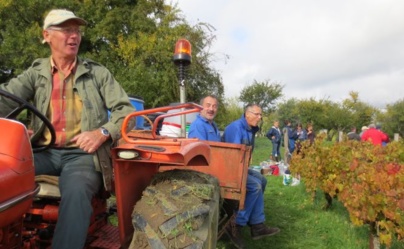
290, 135, 404, 247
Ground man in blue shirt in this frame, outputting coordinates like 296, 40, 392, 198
190, 99, 280, 248
223, 104, 280, 248
188, 95, 221, 141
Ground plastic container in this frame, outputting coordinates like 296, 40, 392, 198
128, 96, 145, 130
283, 169, 292, 185
160, 123, 182, 138
160, 109, 197, 137
278, 160, 288, 176
249, 165, 262, 173
269, 165, 279, 175
107, 96, 145, 130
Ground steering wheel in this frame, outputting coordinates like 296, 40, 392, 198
0, 89, 56, 152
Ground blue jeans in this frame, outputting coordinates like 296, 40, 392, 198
34, 148, 102, 249
235, 169, 267, 226
272, 141, 281, 159
289, 139, 295, 153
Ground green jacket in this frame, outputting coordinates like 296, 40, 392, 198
0, 57, 135, 191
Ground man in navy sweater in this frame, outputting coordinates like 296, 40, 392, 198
266, 120, 282, 161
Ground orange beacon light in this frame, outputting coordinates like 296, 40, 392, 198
173, 39, 192, 65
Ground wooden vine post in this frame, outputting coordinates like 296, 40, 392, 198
283, 127, 289, 164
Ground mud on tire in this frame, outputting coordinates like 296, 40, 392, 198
129, 169, 220, 249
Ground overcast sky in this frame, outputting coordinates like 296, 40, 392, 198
174, 0, 404, 108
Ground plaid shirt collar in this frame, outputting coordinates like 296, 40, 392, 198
50, 56, 77, 75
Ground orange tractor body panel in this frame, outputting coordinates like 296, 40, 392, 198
0, 119, 37, 229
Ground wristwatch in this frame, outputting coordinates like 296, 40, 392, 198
100, 127, 110, 137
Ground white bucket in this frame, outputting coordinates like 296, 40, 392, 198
160, 109, 197, 137
160, 123, 182, 137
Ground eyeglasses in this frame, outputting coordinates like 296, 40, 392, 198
248, 111, 262, 117
47, 26, 83, 35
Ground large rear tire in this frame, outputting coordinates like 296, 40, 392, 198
129, 169, 220, 249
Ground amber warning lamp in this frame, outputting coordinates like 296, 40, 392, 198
173, 39, 192, 66
173, 38, 192, 137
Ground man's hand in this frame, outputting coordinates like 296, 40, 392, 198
71, 128, 109, 153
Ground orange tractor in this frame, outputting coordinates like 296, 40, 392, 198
0, 89, 251, 248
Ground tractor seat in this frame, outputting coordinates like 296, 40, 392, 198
35, 175, 61, 199
34, 175, 110, 200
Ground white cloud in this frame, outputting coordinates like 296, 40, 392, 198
175, 0, 404, 108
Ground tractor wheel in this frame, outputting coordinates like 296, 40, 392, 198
129, 169, 220, 249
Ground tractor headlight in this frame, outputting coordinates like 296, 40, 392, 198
117, 150, 139, 160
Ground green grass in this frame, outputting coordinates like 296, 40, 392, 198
216, 137, 404, 249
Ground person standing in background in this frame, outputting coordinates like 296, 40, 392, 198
376, 124, 389, 146
283, 120, 298, 162
359, 126, 368, 138
266, 120, 282, 162
361, 124, 389, 146
347, 126, 361, 141
295, 123, 307, 154
306, 124, 316, 145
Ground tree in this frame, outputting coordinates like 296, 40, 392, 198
377, 99, 404, 138
239, 79, 283, 114
292, 98, 329, 127
324, 102, 352, 133
216, 97, 243, 130
0, 0, 224, 108
276, 97, 353, 140
276, 98, 300, 126
342, 91, 376, 131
